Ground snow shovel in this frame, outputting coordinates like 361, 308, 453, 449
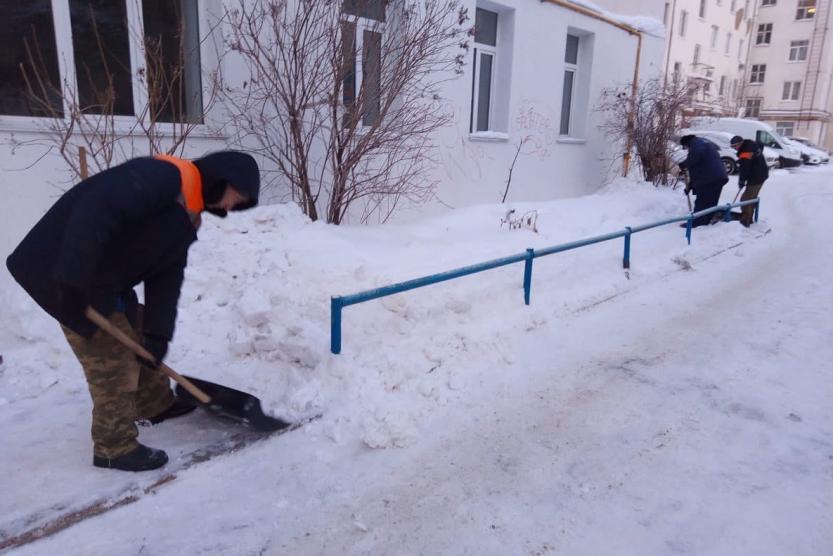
85, 307, 290, 432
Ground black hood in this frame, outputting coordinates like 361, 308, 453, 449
193, 151, 260, 215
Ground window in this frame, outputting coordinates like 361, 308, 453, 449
679, 10, 688, 37
142, 0, 203, 123
776, 121, 795, 135
725, 32, 732, 54
1, 0, 203, 122
711, 26, 719, 49
560, 34, 579, 136
693, 44, 701, 64
673, 61, 682, 83
782, 81, 801, 100
761, 0, 776, 5
738, 38, 745, 60
744, 98, 762, 117
342, 0, 384, 127
470, 7, 498, 133
796, 0, 816, 20
756, 23, 773, 45
69, 1, 134, 115
1, 1, 62, 116
731, 0, 738, 11
664, 2, 670, 25
719, 75, 727, 95
699, 0, 707, 18
750, 64, 766, 82
789, 40, 809, 61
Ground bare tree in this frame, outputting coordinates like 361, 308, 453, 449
596, 77, 690, 185
225, 0, 470, 224
18, 1, 222, 182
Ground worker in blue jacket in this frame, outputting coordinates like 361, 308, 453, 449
678, 135, 729, 227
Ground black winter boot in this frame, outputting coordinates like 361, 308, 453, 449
93, 444, 168, 471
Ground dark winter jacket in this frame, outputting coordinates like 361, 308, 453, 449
735, 139, 769, 187
8, 158, 195, 339
679, 136, 729, 190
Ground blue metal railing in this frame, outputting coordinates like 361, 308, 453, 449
330, 198, 760, 353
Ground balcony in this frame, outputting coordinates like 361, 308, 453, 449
687, 62, 715, 83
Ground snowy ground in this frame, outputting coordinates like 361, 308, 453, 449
1, 166, 831, 555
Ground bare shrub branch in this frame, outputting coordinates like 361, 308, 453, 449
596, 78, 690, 186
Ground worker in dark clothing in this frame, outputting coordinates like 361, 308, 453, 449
6, 151, 260, 472
730, 135, 769, 227
678, 135, 729, 227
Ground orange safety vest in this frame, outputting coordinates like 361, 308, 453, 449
155, 154, 205, 213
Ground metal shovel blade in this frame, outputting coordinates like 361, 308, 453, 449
175, 375, 291, 432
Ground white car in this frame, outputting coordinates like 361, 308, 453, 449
687, 117, 803, 168
783, 137, 829, 165
677, 129, 779, 173
788, 136, 830, 159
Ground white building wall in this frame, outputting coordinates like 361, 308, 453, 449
417, 0, 665, 217
0, 0, 664, 259
746, 0, 832, 147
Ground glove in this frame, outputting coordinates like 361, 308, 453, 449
137, 334, 169, 369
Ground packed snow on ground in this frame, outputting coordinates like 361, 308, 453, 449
1, 166, 831, 555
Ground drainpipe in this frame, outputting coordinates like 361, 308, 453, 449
664, 0, 678, 88
540, 0, 644, 177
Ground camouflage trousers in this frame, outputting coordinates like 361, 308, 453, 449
61, 307, 174, 458
740, 183, 763, 227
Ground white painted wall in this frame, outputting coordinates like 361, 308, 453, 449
0, 0, 664, 259
412, 0, 665, 218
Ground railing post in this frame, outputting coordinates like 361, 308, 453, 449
330, 296, 343, 354
685, 217, 693, 245
723, 203, 732, 222
622, 227, 632, 269
523, 248, 534, 305
754, 198, 760, 222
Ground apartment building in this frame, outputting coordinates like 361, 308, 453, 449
743, 0, 832, 147
594, 1, 757, 116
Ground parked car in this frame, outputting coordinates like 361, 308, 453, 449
676, 129, 779, 174
687, 117, 803, 168
788, 136, 831, 157
783, 136, 829, 164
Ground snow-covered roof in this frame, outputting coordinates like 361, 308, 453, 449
566, 0, 666, 37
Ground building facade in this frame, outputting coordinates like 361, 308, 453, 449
0, 0, 665, 260
743, 0, 832, 146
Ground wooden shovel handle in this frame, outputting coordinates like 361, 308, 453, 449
84, 307, 211, 404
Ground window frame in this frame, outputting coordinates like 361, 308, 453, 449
341, 6, 386, 130
775, 121, 795, 136
756, 23, 773, 45
761, 0, 776, 6
0, 0, 209, 132
469, 7, 499, 134
699, 0, 707, 19
744, 97, 762, 117
750, 64, 766, 83
559, 33, 580, 137
789, 39, 809, 61
781, 80, 801, 100
711, 25, 719, 49
679, 10, 688, 37
796, 0, 816, 20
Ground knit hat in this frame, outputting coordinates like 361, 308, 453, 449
730, 135, 744, 146
194, 151, 260, 217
